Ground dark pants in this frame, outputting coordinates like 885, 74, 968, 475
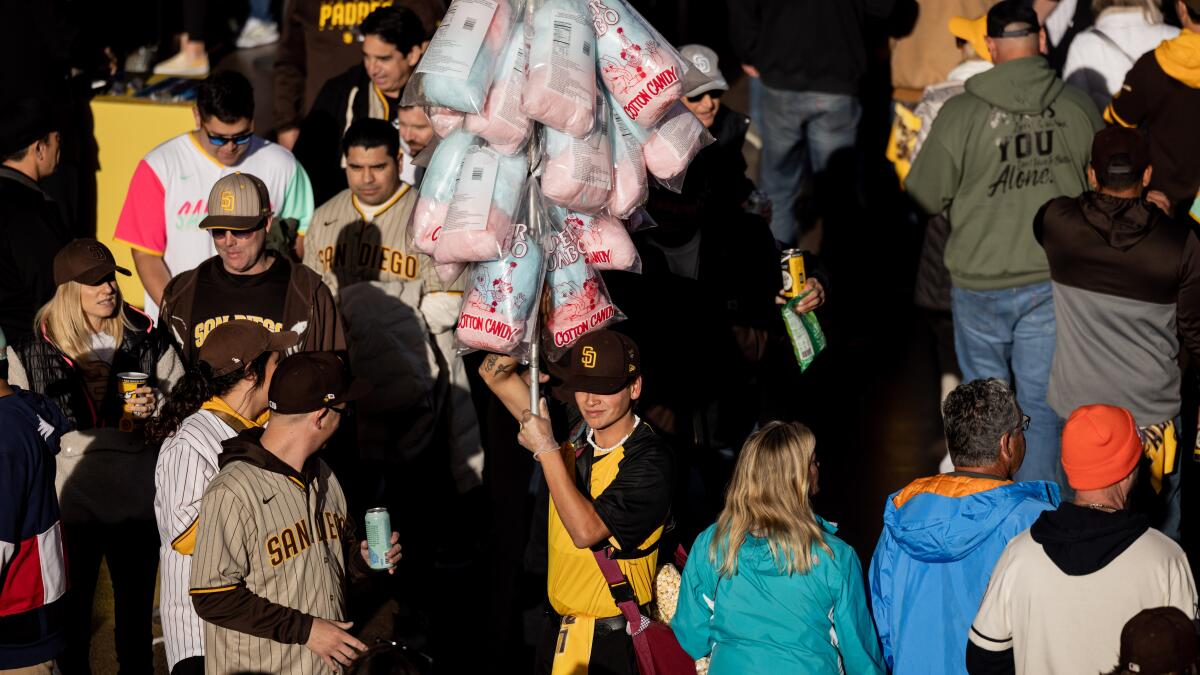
535, 610, 638, 675
170, 656, 203, 675
58, 520, 158, 675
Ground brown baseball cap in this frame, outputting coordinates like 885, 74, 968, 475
53, 239, 132, 286
1118, 607, 1198, 674
267, 352, 371, 414
199, 320, 299, 377
199, 172, 272, 231
551, 330, 640, 395
1091, 126, 1150, 183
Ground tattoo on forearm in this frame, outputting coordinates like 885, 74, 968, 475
495, 362, 515, 377
484, 354, 499, 373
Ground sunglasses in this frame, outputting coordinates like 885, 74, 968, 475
208, 222, 266, 240
204, 128, 253, 147
324, 405, 354, 418
686, 91, 722, 104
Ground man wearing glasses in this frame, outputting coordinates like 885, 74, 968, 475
157, 173, 344, 365
868, 378, 1059, 675
114, 71, 315, 321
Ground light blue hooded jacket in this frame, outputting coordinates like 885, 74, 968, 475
673, 517, 885, 674
868, 474, 1059, 674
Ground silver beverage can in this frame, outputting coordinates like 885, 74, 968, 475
364, 507, 394, 570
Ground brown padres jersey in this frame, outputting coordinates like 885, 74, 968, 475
189, 455, 350, 675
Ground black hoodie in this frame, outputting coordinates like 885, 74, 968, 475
1035, 192, 1200, 425
1028, 503, 1149, 575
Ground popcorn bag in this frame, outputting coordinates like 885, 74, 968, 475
402, 0, 522, 114
552, 205, 640, 273
540, 92, 612, 214
607, 101, 649, 217
409, 130, 478, 255
428, 107, 466, 138
455, 179, 550, 356
542, 219, 624, 357
434, 143, 531, 263
463, 19, 533, 155
641, 102, 714, 190
591, 0, 684, 129
522, 0, 598, 138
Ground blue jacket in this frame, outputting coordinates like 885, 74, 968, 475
868, 474, 1059, 674
673, 517, 885, 674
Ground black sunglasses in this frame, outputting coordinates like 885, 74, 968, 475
686, 90, 722, 104
204, 128, 253, 147
324, 405, 354, 418
1013, 414, 1031, 434
208, 222, 266, 240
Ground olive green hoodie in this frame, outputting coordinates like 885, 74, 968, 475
907, 56, 1103, 290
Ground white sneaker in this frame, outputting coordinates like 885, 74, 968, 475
153, 51, 210, 77
237, 18, 280, 49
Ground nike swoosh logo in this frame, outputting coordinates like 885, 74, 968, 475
263, 495, 276, 504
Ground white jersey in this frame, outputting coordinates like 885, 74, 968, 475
114, 133, 314, 320
153, 409, 243, 670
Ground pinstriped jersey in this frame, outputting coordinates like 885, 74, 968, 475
153, 410, 237, 670
190, 455, 349, 675
302, 186, 460, 301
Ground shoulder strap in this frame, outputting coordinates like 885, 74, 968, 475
1088, 28, 1136, 64
592, 548, 649, 634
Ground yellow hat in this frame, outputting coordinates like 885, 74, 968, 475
948, 15, 993, 64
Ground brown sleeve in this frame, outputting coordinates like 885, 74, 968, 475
273, 0, 308, 131
192, 585, 314, 645
308, 280, 347, 355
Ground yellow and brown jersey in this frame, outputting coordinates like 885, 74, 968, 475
547, 422, 673, 618
189, 428, 359, 675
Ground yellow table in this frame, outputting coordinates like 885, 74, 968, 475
92, 96, 195, 308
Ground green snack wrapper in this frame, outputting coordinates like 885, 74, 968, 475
783, 294, 826, 372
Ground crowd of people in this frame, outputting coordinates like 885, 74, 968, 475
4, 0, 1200, 674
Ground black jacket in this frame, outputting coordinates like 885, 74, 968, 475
682, 106, 754, 211
10, 304, 169, 430
727, 0, 894, 94
293, 65, 379, 205
0, 167, 72, 343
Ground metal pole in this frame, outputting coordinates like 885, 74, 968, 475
529, 333, 540, 413
527, 171, 542, 414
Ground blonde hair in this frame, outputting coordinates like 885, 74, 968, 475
709, 421, 831, 578
34, 281, 128, 363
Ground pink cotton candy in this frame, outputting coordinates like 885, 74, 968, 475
434, 262, 467, 286
410, 197, 449, 255
541, 159, 611, 213
522, 69, 596, 138
563, 211, 639, 272
457, 264, 530, 352
643, 105, 710, 181
463, 73, 531, 154
429, 108, 465, 138
434, 208, 513, 264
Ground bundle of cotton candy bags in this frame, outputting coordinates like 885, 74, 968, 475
540, 94, 612, 213
434, 145, 530, 263
640, 102, 712, 183
522, 0, 596, 138
543, 224, 622, 353
591, 0, 683, 129
428, 107, 465, 138
463, 20, 532, 155
410, 131, 477, 255
553, 206, 639, 272
456, 223, 544, 354
404, 0, 519, 114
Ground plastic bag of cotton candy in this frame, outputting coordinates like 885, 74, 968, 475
606, 101, 648, 218
542, 216, 624, 359
551, 204, 640, 273
427, 107, 465, 138
608, 90, 712, 192
434, 141, 531, 263
402, 0, 524, 114
590, 0, 685, 130
409, 130, 476, 256
539, 91, 612, 214
455, 179, 550, 356
522, 0, 597, 138
462, 17, 533, 155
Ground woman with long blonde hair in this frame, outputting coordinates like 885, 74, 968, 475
6, 239, 182, 674
672, 421, 885, 673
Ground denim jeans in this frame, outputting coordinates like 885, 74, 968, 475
951, 281, 1061, 487
249, 0, 272, 21
758, 84, 861, 246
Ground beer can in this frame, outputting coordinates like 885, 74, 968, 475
118, 372, 149, 432
365, 507, 395, 570
780, 250, 807, 299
